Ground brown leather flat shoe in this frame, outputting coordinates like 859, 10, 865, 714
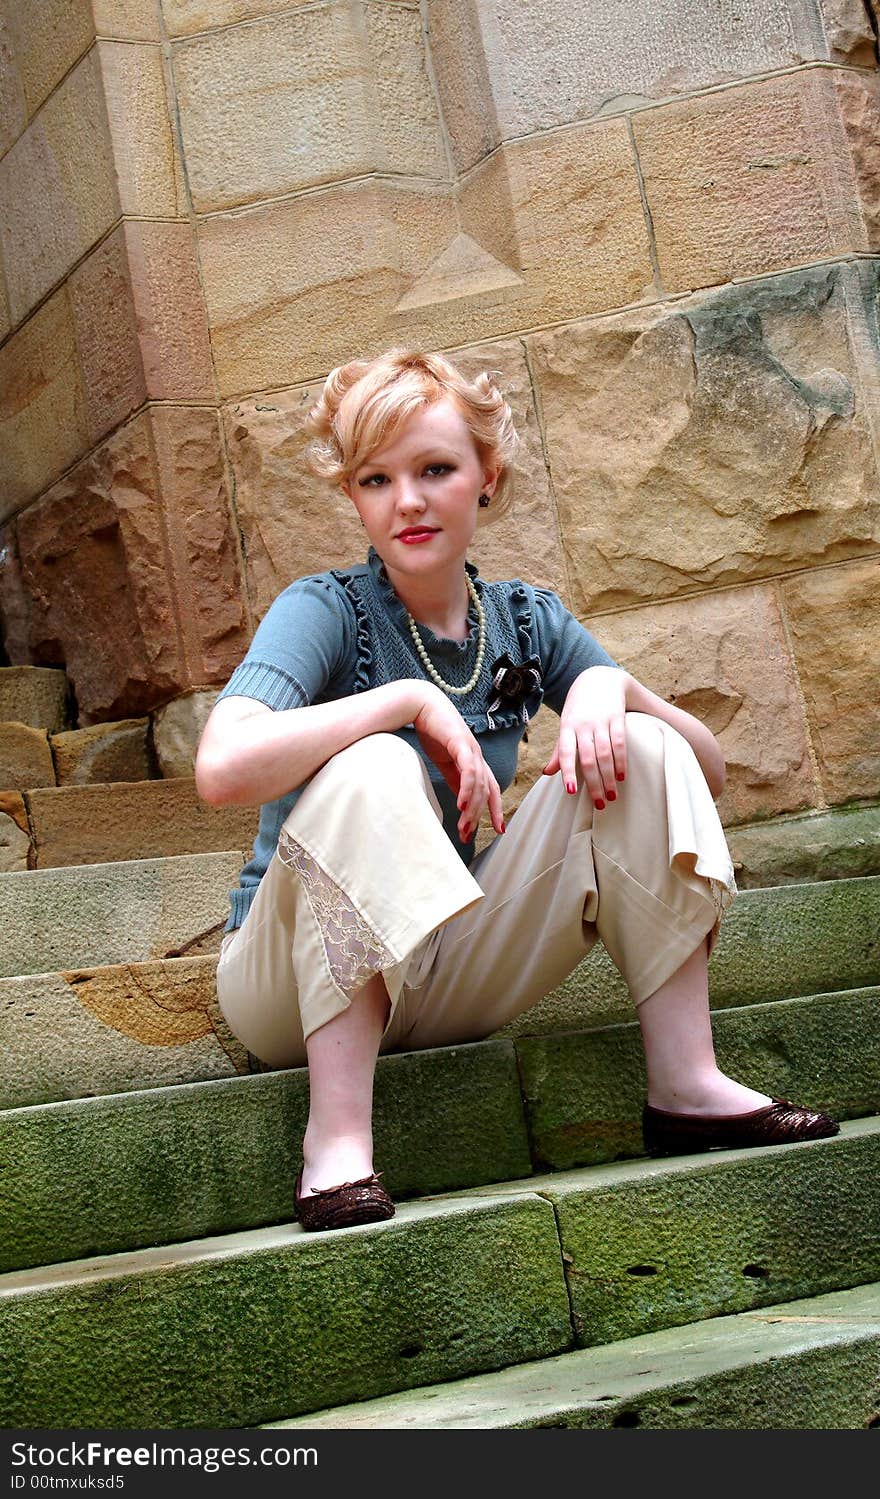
294, 1168, 395, 1232
642, 1098, 840, 1159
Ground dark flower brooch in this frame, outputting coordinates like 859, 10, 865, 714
486, 653, 543, 732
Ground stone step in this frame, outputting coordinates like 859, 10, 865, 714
0, 850, 243, 979
500, 872, 880, 1036
264, 1279, 880, 1430
1, 1119, 876, 1429
2, 875, 878, 1105
4, 988, 877, 1270
0, 667, 71, 733
726, 802, 880, 888
22, 777, 258, 868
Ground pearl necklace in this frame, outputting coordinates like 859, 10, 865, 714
406, 572, 486, 697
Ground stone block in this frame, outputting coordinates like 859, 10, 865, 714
515, 987, 880, 1170
4, 0, 94, 118
152, 690, 219, 778
819, 0, 880, 65
590, 585, 817, 825
16, 407, 248, 722
546, 1120, 879, 1348
633, 72, 875, 293
0, 9, 27, 157
425, 0, 504, 173
68, 228, 146, 448
92, 0, 163, 41
831, 68, 880, 251
0, 289, 89, 521
434, 0, 832, 153
222, 384, 365, 617
2, 1039, 531, 1266
781, 558, 880, 802
50, 719, 152, 786
496, 876, 880, 1036
98, 39, 183, 218
0, 255, 10, 343
0, 848, 242, 978
0, 1194, 570, 1428
453, 341, 568, 595
0, 527, 31, 663
26, 777, 258, 867
123, 220, 215, 400
198, 182, 449, 394
460, 122, 655, 331
161, 0, 314, 36
0, 791, 31, 872
172, 8, 372, 213
16, 416, 184, 721
270, 1281, 880, 1430
363, 4, 447, 177
0, 668, 71, 732
528, 263, 880, 614
0, 722, 55, 791
147, 406, 249, 685
0, 957, 245, 1110
727, 804, 880, 887
0, 50, 119, 325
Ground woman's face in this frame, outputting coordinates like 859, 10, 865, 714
346, 397, 498, 579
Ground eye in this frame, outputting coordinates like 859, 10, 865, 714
425, 463, 453, 477
358, 472, 387, 488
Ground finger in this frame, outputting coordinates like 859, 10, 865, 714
542, 744, 560, 776
575, 726, 607, 808
556, 723, 580, 795
487, 774, 505, 834
592, 726, 618, 800
609, 714, 627, 784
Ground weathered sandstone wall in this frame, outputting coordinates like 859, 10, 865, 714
0, 0, 878, 825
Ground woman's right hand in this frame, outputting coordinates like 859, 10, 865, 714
412, 684, 505, 843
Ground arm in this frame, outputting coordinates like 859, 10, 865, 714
195, 680, 432, 806
195, 679, 505, 839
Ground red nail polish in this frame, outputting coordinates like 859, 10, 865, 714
607, 789, 617, 801
616, 772, 625, 782
595, 799, 605, 810
566, 780, 576, 795
500, 821, 506, 834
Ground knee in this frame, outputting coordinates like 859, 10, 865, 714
318, 732, 425, 791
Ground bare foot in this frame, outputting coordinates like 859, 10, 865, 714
300, 1132, 375, 1196
647, 1071, 772, 1116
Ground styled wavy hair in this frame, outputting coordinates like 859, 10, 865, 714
306, 347, 519, 520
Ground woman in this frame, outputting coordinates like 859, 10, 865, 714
195, 348, 837, 1232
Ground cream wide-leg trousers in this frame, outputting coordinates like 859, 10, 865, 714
216, 712, 737, 1069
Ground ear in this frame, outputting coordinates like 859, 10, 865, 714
481, 463, 500, 498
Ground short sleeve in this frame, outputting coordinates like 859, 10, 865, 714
533, 587, 621, 715
217, 575, 353, 711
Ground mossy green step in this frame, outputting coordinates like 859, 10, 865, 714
455, 1117, 880, 1348
0, 1194, 571, 1430
726, 803, 880, 888
1, 1041, 532, 1273
516, 985, 880, 1169
4, 876, 879, 1106
4, 989, 877, 1272
1, 1122, 877, 1429
0, 850, 241, 978
264, 1280, 880, 1429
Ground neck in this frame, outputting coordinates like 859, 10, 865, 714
383, 559, 471, 641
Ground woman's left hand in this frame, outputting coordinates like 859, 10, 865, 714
542, 666, 628, 809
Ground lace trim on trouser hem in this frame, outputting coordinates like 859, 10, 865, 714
277, 828, 395, 1000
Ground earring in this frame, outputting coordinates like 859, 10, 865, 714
478, 493, 490, 508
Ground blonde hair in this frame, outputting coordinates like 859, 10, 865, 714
306, 347, 519, 519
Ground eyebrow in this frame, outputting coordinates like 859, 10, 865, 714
358, 447, 463, 472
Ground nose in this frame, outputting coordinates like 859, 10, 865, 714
395, 476, 427, 514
